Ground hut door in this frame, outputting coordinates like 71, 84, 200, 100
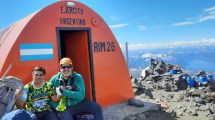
59, 30, 94, 101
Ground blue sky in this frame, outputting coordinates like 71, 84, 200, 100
1, 0, 215, 50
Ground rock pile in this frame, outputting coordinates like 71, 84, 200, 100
131, 58, 215, 120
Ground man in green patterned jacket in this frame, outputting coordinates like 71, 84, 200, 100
23, 66, 61, 120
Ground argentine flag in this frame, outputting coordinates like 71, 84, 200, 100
20, 44, 53, 61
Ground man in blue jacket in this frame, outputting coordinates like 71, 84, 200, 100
49, 57, 103, 120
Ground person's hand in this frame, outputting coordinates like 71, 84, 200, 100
60, 86, 65, 90
15, 86, 23, 97
56, 87, 63, 95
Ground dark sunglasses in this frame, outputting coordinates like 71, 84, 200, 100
61, 65, 72, 69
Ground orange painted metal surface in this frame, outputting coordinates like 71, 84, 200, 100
0, 1, 134, 107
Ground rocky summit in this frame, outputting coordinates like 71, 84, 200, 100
128, 58, 215, 120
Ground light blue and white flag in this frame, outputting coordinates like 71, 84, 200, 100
20, 44, 53, 61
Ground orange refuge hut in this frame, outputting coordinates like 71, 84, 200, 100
0, 0, 134, 107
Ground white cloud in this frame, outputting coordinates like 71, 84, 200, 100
198, 6, 215, 22
137, 25, 162, 31
141, 53, 173, 60
172, 6, 215, 26
138, 26, 147, 30
120, 39, 215, 50
172, 21, 195, 26
109, 24, 128, 28
205, 6, 215, 12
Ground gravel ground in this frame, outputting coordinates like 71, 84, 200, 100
132, 89, 215, 120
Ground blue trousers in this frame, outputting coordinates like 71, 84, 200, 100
35, 109, 58, 120
57, 100, 103, 120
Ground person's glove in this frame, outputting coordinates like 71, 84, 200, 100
56, 87, 63, 95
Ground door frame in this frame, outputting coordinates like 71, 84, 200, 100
56, 27, 96, 101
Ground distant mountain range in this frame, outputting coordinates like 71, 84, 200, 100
123, 45, 215, 77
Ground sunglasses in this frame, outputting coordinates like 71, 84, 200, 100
61, 65, 72, 69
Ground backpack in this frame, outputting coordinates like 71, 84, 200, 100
0, 76, 24, 119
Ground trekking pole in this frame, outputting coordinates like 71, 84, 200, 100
1, 63, 13, 80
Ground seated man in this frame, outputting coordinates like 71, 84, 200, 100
50, 57, 103, 120
2, 66, 61, 120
